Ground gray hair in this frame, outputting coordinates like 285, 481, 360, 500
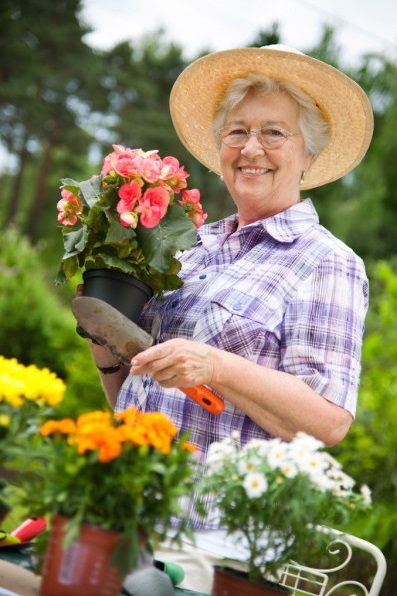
213, 74, 330, 159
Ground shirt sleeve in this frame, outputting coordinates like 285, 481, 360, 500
280, 249, 369, 416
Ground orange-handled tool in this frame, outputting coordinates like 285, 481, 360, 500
181, 386, 224, 415
72, 296, 224, 415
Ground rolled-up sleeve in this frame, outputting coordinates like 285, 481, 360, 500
280, 250, 368, 416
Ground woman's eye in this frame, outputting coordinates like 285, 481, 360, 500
263, 128, 284, 138
229, 128, 247, 137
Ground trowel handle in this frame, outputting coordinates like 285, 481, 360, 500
181, 386, 224, 415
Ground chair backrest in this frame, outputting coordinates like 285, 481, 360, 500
278, 526, 387, 596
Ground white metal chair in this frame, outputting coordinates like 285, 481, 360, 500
278, 527, 387, 596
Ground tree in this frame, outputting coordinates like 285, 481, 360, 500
0, 0, 98, 240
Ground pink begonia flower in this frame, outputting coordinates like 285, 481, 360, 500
133, 154, 162, 183
102, 145, 140, 177
186, 204, 208, 228
135, 186, 170, 228
177, 188, 207, 228
117, 180, 142, 212
101, 145, 162, 180
117, 181, 143, 228
119, 211, 139, 228
57, 190, 83, 226
180, 188, 201, 205
160, 156, 189, 191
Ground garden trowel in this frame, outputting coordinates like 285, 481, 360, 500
71, 296, 224, 415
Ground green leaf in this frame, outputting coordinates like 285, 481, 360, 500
54, 266, 67, 285
79, 176, 104, 208
105, 217, 137, 245
62, 227, 88, 257
60, 177, 80, 185
59, 256, 79, 280
136, 204, 197, 273
92, 254, 137, 274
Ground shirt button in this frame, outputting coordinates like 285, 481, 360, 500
171, 300, 179, 308
199, 274, 207, 279
233, 303, 242, 311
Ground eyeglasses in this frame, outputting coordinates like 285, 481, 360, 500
218, 126, 300, 150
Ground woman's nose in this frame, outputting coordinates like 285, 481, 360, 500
240, 133, 265, 156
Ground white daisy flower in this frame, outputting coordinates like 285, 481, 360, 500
360, 484, 372, 505
243, 472, 268, 498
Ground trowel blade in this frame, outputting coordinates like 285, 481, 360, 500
72, 296, 153, 365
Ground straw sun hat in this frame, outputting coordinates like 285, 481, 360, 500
169, 45, 374, 190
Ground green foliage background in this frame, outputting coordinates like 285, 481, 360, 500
0, 228, 106, 417
329, 260, 397, 592
1, 1, 397, 592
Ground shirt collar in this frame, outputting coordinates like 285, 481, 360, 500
261, 198, 319, 242
199, 198, 319, 246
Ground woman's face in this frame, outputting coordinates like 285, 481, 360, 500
220, 91, 312, 227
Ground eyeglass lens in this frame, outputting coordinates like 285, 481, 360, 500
220, 127, 292, 149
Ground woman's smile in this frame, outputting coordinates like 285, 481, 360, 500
239, 166, 271, 176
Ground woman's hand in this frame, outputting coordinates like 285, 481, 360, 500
130, 338, 215, 389
76, 283, 84, 298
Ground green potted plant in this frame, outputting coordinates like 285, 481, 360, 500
55, 144, 207, 299
197, 431, 372, 595
15, 406, 197, 596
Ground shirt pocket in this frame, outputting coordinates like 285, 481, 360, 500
192, 288, 282, 359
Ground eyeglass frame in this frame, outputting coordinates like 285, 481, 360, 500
217, 125, 301, 150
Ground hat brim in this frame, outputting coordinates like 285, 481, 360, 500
170, 47, 374, 190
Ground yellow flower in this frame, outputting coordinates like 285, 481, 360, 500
0, 415, 10, 428
0, 356, 66, 407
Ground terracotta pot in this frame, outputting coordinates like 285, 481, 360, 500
40, 516, 124, 596
211, 566, 291, 596
77, 268, 153, 340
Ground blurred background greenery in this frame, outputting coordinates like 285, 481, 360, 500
1, 1, 397, 592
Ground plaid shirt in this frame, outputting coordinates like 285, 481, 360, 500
116, 198, 368, 528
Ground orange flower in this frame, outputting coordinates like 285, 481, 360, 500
67, 412, 123, 463
181, 441, 198, 452
71, 427, 123, 463
39, 407, 192, 462
76, 410, 113, 429
40, 418, 76, 436
115, 406, 140, 425
132, 413, 178, 454
114, 408, 179, 454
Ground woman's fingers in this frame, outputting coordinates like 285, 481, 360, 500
130, 339, 214, 388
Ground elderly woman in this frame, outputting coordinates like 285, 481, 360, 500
89, 45, 373, 592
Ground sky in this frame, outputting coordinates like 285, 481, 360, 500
80, 0, 397, 66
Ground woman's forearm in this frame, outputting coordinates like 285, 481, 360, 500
97, 366, 129, 409
129, 338, 353, 446
209, 347, 352, 446
86, 340, 129, 409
